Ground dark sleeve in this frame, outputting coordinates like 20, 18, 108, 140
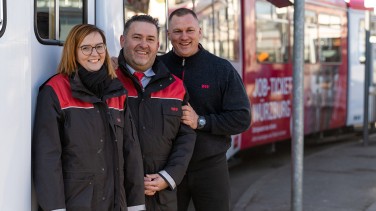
123, 102, 146, 210
32, 85, 66, 210
161, 92, 196, 188
182, 84, 190, 105
201, 62, 251, 135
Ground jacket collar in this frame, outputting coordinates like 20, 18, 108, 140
170, 43, 205, 65
117, 49, 172, 84
70, 70, 125, 103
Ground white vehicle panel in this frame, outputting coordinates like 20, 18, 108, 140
347, 9, 365, 126
96, 0, 123, 57
0, 1, 32, 210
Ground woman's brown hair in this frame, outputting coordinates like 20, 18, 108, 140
57, 24, 116, 78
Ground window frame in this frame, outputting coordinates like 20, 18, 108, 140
255, 17, 290, 64
0, 0, 6, 38
316, 13, 342, 64
255, 0, 290, 64
34, 0, 88, 46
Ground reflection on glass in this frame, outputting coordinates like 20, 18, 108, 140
256, 0, 272, 19
59, 0, 83, 41
193, 0, 240, 60
36, 0, 84, 41
317, 14, 341, 63
255, 0, 289, 63
304, 11, 317, 64
36, 0, 55, 39
124, 0, 167, 52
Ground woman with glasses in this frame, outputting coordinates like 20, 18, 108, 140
32, 24, 145, 211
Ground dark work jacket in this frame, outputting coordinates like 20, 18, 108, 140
116, 50, 196, 211
32, 72, 145, 211
159, 46, 251, 163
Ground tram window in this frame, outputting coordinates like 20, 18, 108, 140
256, 0, 289, 63
0, 0, 5, 37
304, 11, 317, 64
317, 14, 341, 63
124, 0, 168, 53
36, 0, 85, 44
198, 0, 240, 61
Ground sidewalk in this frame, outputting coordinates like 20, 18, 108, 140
233, 136, 376, 211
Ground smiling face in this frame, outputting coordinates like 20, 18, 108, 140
76, 32, 105, 72
120, 21, 159, 72
168, 13, 202, 58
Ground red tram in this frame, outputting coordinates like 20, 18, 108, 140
241, 0, 349, 150
173, 0, 375, 157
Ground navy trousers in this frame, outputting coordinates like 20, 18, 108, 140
177, 153, 230, 211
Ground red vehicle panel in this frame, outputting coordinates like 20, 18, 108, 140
240, 0, 348, 149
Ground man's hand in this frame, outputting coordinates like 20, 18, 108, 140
144, 174, 169, 196
111, 57, 119, 69
181, 103, 199, 129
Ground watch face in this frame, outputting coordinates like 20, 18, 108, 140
198, 116, 206, 128
199, 119, 205, 125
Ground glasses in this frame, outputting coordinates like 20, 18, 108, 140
79, 43, 106, 56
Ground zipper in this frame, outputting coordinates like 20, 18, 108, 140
181, 58, 185, 81
104, 103, 116, 134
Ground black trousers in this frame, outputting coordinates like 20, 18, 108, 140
177, 153, 230, 211
145, 191, 177, 211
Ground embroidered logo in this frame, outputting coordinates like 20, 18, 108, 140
201, 84, 210, 89
171, 107, 179, 112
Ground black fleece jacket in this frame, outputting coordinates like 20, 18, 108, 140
159, 46, 251, 162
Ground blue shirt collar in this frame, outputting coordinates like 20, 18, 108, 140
126, 64, 155, 78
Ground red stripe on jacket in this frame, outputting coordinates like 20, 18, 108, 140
47, 75, 93, 109
106, 96, 126, 111
116, 69, 138, 97
116, 69, 185, 101
47, 74, 125, 110
151, 75, 185, 101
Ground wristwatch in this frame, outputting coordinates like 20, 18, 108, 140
197, 116, 206, 129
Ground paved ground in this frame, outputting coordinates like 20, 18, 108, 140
233, 136, 376, 211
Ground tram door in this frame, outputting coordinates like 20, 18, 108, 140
347, 8, 376, 126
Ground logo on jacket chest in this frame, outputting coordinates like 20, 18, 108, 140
201, 84, 210, 89
171, 107, 179, 112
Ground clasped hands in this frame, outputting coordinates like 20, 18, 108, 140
144, 174, 169, 196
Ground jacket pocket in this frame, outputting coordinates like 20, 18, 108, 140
144, 155, 168, 173
162, 104, 182, 138
111, 109, 125, 152
111, 110, 125, 131
157, 189, 177, 207
63, 172, 94, 211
